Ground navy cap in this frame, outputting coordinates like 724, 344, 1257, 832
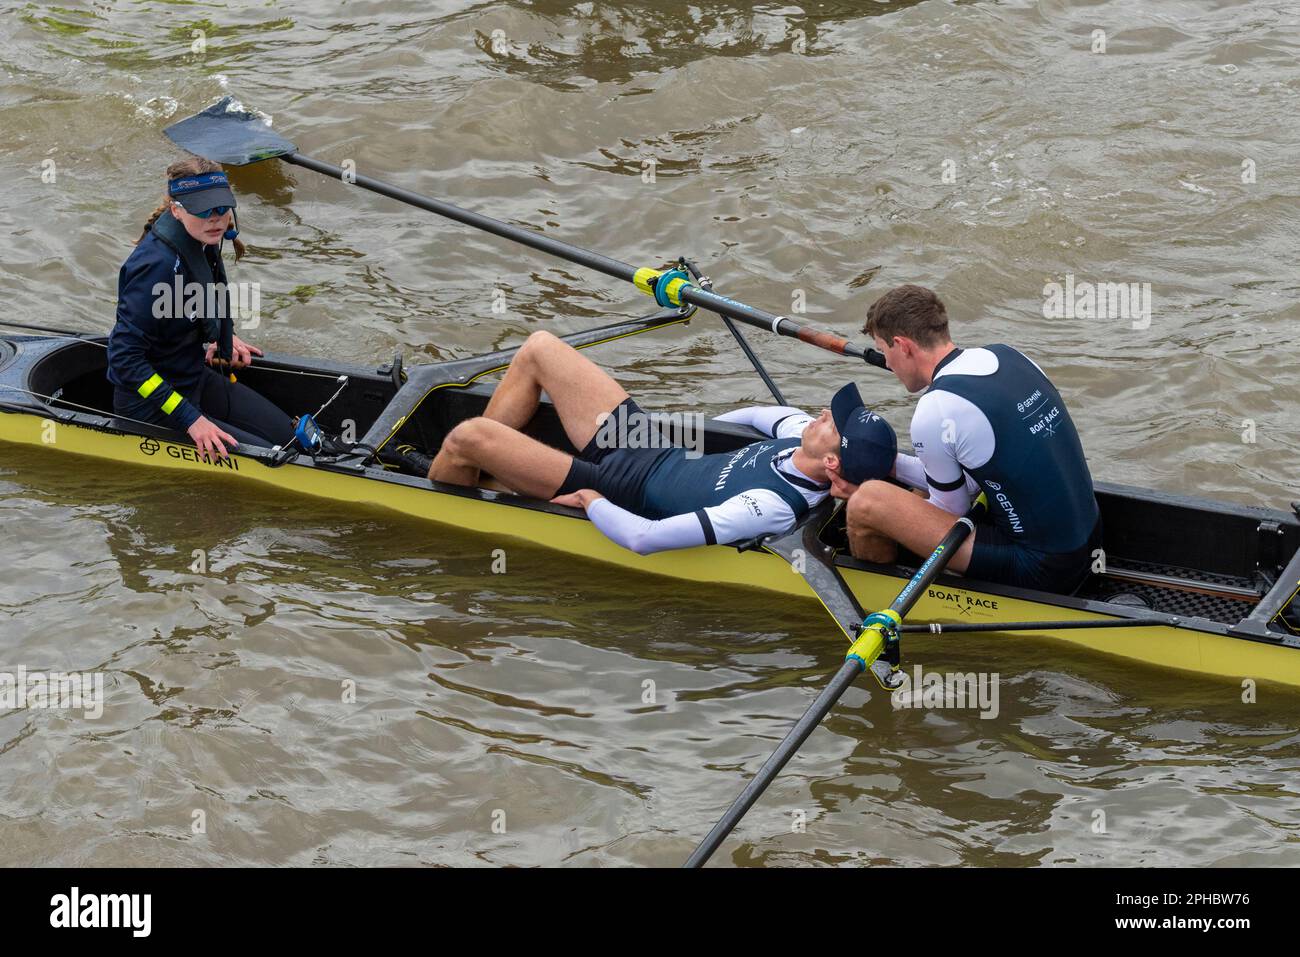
168, 171, 237, 215
830, 382, 897, 485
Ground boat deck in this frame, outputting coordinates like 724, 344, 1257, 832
1076, 559, 1260, 625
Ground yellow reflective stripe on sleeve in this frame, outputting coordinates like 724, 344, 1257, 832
137, 373, 164, 399
633, 267, 661, 298
160, 392, 184, 415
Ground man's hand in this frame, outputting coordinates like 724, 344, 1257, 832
550, 489, 604, 510
187, 415, 238, 460
204, 336, 263, 370
826, 465, 860, 501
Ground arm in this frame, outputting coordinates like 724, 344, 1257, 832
715, 406, 811, 438
581, 488, 798, 555
894, 452, 980, 499
108, 258, 202, 430
892, 451, 927, 489
910, 391, 987, 516
586, 496, 710, 555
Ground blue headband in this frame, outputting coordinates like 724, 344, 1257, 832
168, 171, 230, 196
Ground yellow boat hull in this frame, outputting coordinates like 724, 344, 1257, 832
4, 407, 1298, 689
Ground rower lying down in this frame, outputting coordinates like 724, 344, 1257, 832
411, 330, 897, 555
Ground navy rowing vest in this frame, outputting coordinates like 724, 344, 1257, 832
927, 345, 1098, 551
640, 437, 814, 520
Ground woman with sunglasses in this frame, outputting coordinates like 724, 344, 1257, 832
107, 155, 293, 460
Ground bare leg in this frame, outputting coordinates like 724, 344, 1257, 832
845, 480, 976, 571
430, 330, 631, 484
479, 330, 630, 449
429, 417, 575, 497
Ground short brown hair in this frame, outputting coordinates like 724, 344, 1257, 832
863, 284, 950, 348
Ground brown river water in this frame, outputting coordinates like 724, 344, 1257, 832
1, 0, 1298, 866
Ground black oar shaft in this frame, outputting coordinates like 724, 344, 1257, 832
681, 285, 882, 365
683, 659, 860, 868
282, 152, 884, 366
882, 515, 977, 619
284, 152, 639, 282
684, 511, 977, 868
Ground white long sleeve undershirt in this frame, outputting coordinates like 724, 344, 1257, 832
713, 405, 810, 437
586, 497, 709, 554
581, 405, 816, 554
893, 452, 979, 515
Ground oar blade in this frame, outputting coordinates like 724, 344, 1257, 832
163, 96, 297, 166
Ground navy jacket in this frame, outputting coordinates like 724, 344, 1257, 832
107, 212, 231, 429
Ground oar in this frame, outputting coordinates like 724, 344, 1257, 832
163, 98, 887, 369
683, 503, 983, 868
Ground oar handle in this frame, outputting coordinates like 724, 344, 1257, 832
671, 281, 888, 367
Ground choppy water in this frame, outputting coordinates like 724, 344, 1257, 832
1, 0, 1298, 866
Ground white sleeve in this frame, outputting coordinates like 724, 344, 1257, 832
698, 489, 799, 545
892, 452, 927, 489
910, 392, 964, 489
586, 497, 709, 555
928, 479, 977, 516
910, 392, 981, 516
715, 406, 812, 439
586, 489, 800, 554
893, 451, 980, 498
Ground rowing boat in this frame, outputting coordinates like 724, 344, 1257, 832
4, 312, 1298, 687
61, 95, 1293, 863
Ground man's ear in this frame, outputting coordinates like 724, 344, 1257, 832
825, 452, 841, 473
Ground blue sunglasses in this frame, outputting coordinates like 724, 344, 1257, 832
180, 204, 232, 219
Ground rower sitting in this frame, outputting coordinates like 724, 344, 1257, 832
107, 156, 294, 460
421, 331, 897, 555
832, 284, 1102, 594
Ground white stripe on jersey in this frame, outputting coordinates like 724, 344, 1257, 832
909, 347, 1002, 515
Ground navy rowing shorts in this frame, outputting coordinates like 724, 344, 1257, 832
966, 515, 1103, 594
554, 398, 674, 512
